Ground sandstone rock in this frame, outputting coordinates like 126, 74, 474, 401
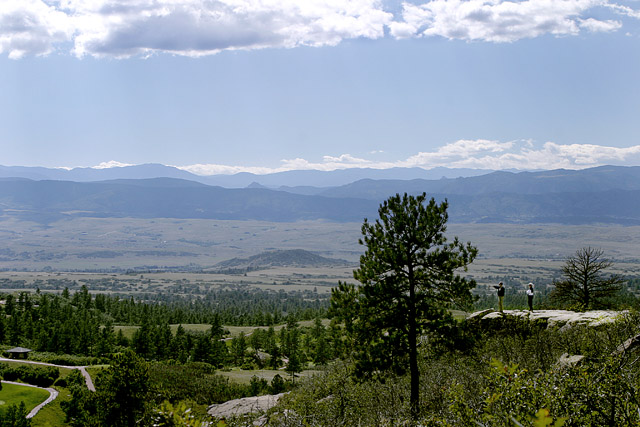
470, 309, 626, 329
556, 352, 586, 368
208, 393, 286, 419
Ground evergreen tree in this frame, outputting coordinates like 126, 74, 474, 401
331, 193, 477, 421
209, 314, 224, 340
231, 332, 247, 366
283, 317, 303, 381
94, 350, 151, 427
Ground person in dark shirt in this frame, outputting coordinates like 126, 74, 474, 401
493, 281, 505, 312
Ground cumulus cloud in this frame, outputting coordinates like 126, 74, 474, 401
388, 0, 623, 42
175, 140, 640, 176
0, 0, 73, 58
60, 0, 391, 58
398, 139, 640, 170
1, 0, 638, 58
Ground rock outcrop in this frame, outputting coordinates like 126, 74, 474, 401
468, 309, 626, 330
208, 393, 286, 419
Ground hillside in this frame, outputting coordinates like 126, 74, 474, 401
0, 178, 378, 223
213, 249, 351, 271
319, 165, 640, 198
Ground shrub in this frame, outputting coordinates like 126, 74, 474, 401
0, 363, 60, 387
148, 362, 251, 405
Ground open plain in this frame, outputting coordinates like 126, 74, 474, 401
1, 218, 640, 295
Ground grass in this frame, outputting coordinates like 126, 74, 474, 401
218, 368, 322, 385
30, 386, 72, 427
115, 320, 332, 341
85, 366, 107, 383
0, 382, 50, 415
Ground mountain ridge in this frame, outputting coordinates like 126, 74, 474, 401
0, 164, 496, 188
1, 166, 640, 225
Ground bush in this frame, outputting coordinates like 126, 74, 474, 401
53, 377, 68, 388
148, 362, 251, 405
0, 363, 60, 387
28, 352, 104, 366
268, 363, 410, 426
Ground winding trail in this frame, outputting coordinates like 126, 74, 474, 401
0, 357, 97, 418
0, 357, 95, 391
1, 381, 59, 418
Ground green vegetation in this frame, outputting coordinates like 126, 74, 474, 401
551, 246, 625, 310
30, 387, 71, 427
265, 312, 640, 426
0, 383, 48, 415
0, 364, 59, 387
332, 193, 477, 420
2, 215, 640, 425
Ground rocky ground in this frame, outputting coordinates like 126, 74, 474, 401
468, 309, 626, 329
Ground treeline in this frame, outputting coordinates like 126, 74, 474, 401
474, 277, 640, 311
0, 286, 330, 362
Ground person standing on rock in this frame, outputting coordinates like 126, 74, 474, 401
526, 283, 534, 311
493, 282, 505, 312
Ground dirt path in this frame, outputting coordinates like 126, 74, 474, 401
1, 380, 58, 418
0, 357, 99, 418
0, 357, 96, 391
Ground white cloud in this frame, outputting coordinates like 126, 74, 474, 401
175, 140, 640, 175
579, 17, 622, 32
91, 160, 135, 169
0, 0, 73, 58
178, 163, 281, 175
400, 140, 640, 170
608, 3, 640, 19
2, 0, 638, 58
389, 0, 623, 42
63, 0, 393, 57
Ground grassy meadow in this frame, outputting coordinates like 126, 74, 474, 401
0, 382, 50, 414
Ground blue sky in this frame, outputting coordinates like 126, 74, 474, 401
1, 0, 640, 175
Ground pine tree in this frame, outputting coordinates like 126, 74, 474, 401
331, 193, 477, 421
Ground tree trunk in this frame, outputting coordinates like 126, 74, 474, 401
408, 275, 419, 423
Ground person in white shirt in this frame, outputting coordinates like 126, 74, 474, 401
526, 283, 534, 311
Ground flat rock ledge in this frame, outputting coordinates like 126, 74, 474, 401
208, 393, 286, 419
467, 309, 627, 329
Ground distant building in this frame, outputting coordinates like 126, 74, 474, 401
6, 347, 32, 359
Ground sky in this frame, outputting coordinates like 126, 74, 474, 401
1, 0, 640, 176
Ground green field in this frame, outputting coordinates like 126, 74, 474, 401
0, 382, 50, 415
218, 368, 322, 385
114, 319, 332, 340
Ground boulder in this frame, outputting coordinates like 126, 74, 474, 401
556, 352, 586, 368
208, 393, 286, 419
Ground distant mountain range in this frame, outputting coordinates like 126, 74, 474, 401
317, 165, 640, 198
0, 164, 494, 188
0, 165, 639, 225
